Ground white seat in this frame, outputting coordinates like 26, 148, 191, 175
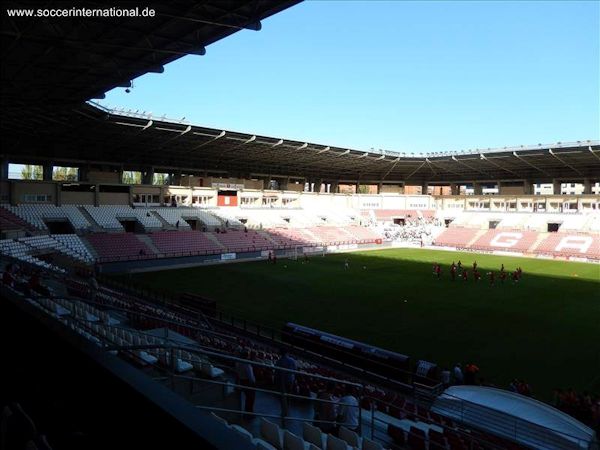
326, 434, 349, 450
260, 418, 284, 449
210, 412, 229, 427
303, 422, 326, 450
283, 430, 309, 450
201, 361, 225, 378
361, 437, 385, 450
339, 426, 360, 448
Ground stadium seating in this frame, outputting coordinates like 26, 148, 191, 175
83, 205, 162, 231
0, 206, 34, 232
149, 230, 223, 255
212, 230, 273, 252
0, 239, 66, 272
86, 233, 154, 260
433, 227, 600, 260
470, 230, 539, 253
534, 233, 600, 259
432, 228, 480, 248
150, 207, 222, 228
5, 204, 91, 231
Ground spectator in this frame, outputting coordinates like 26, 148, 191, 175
440, 367, 451, 387
235, 350, 256, 415
275, 349, 297, 417
89, 276, 99, 302
275, 349, 297, 393
315, 381, 338, 434
464, 363, 479, 385
453, 363, 464, 384
337, 385, 360, 433
3, 264, 15, 287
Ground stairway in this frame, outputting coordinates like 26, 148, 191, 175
299, 228, 322, 244
466, 229, 487, 247
205, 233, 226, 250
78, 236, 99, 259
77, 206, 103, 231
135, 234, 161, 256
527, 232, 549, 253
258, 230, 278, 246
150, 210, 176, 230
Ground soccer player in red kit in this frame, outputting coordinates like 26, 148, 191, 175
450, 265, 456, 281
500, 270, 507, 284
462, 269, 468, 281
489, 271, 495, 285
436, 264, 442, 279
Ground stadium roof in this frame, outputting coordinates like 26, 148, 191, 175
432, 386, 597, 450
1, 0, 301, 112
2, 101, 599, 184
1, 1, 599, 184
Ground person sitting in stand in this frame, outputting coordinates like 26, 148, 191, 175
337, 385, 359, 433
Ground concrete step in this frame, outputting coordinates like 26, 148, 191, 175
77, 206, 103, 231
466, 229, 487, 247
527, 232, 549, 253
150, 210, 176, 230
257, 230, 278, 246
136, 234, 161, 255
205, 232, 226, 250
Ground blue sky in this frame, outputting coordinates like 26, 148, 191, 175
100, 1, 599, 154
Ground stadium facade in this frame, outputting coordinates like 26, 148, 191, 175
1, 2, 599, 450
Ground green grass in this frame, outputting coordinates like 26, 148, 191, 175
116, 248, 600, 400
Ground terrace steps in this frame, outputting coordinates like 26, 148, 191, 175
205, 232, 226, 250
136, 234, 162, 255
527, 232, 550, 253
466, 229, 487, 247
77, 206, 103, 232
150, 210, 175, 230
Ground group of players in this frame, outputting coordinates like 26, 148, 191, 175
432, 260, 523, 285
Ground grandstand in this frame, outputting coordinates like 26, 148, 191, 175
1, 2, 599, 450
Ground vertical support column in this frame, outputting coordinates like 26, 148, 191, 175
172, 171, 182, 186
0, 157, 8, 180
583, 178, 592, 195
43, 163, 53, 181
421, 182, 429, 195
377, 182, 383, 194
552, 179, 561, 195
330, 181, 339, 194
143, 167, 154, 185
355, 181, 360, 194
79, 166, 89, 182
316, 178, 323, 193
56, 183, 61, 206
522, 179, 533, 195
94, 184, 100, 207
473, 182, 483, 195
450, 183, 459, 195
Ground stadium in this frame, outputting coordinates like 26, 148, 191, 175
1, 2, 598, 450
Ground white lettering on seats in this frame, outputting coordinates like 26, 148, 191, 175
555, 236, 593, 254
490, 232, 523, 248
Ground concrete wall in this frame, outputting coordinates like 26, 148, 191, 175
62, 191, 94, 205
98, 193, 129, 205
13, 181, 55, 204
88, 170, 120, 184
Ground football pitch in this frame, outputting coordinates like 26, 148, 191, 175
118, 248, 600, 400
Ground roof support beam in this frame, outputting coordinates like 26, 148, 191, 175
451, 155, 487, 175
548, 149, 583, 175
512, 151, 551, 176
479, 153, 520, 177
